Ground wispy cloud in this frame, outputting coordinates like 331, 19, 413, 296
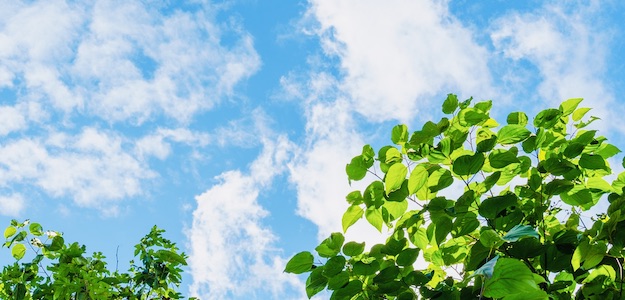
186, 134, 304, 299
490, 2, 623, 133
0, 0, 260, 214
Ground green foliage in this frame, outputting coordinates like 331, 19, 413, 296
1, 220, 196, 300
286, 95, 625, 299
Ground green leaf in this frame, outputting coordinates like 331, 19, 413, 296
396, 248, 419, 266
475, 100, 493, 113
502, 225, 539, 242
284, 251, 314, 274
323, 256, 346, 277
483, 258, 541, 298
459, 108, 489, 126
595, 143, 621, 159
29, 223, 43, 236
427, 167, 453, 193
479, 193, 517, 219
480, 229, 504, 249
352, 260, 380, 276
316, 233, 345, 258
331, 280, 362, 299
559, 98, 583, 116
342, 241, 365, 257
488, 149, 519, 168
306, 267, 328, 298
408, 165, 428, 194
506, 112, 528, 126
48, 235, 64, 251
11, 243, 26, 260
392, 124, 409, 145
4, 226, 16, 239
572, 240, 606, 271
572, 107, 591, 121
366, 207, 383, 232
442, 94, 459, 114
342, 205, 364, 233
533, 108, 562, 129
346, 155, 368, 182
579, 154, 607, 170
327, 271, 350, 290
583, 265, 616, 283
385, 163, 407, 194
497, 125, 531, 145
452, 153, 485, 176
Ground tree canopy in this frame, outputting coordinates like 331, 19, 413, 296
286, 95, 625, 299
2, 219, 195, 300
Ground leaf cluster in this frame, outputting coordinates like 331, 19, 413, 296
286, 95, 625, 299
1, 220, 196, 300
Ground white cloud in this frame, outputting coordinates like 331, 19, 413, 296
187, 135, 304, 299
0, 193, 26, 217
0, 0, 260, 123
0, 106, 26, 136
305, 0, 492, 122
0, 128, 155, 214
490, 2, 623, 134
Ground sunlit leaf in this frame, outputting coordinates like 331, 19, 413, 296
483, 258, 541, 298
497, 125, 531, 145
385, 163, 407, 194
11, 243, 26, 260
342, 205, 363, 233
4, 226, 16, 239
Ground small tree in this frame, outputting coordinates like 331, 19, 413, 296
286, 95, 625, 299
1, 219, 196, 299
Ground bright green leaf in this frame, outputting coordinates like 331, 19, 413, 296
480, 229, 504, 249
11, 243, 26, 260
483, 258, 540, 298
29, 223, 43, 236
572, 107, 591, 121
497, 125, 531, 145
342, 205, 364, 233
559, 98, 583, 116
408, 165, 428, 194
4, 226, 16, 239
284, 251, 314, 274
583, 265, 616, 283
392, 124, 409, 145
385, 163, 407, 194
572, 240, 606, 271
366, 207, 383, 232
346, 155, 368, 182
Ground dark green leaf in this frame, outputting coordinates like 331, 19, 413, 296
459, 108, 489, 126
579, 154, 607, 170
306, 267, 328, 298
327, 271, 350, 290
453, 153, 485, 176
284, 251, 314, 274
374, 266, 400, 283
396, 248, 419, 266
442, 94, 459, 114
323, 256, 346, 277
352, 260, 380, 276
478, 193, 517, 219
488, 149, 519, 168
330, 280, 362, 300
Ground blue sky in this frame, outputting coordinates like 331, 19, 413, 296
1, 0, 625, 299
